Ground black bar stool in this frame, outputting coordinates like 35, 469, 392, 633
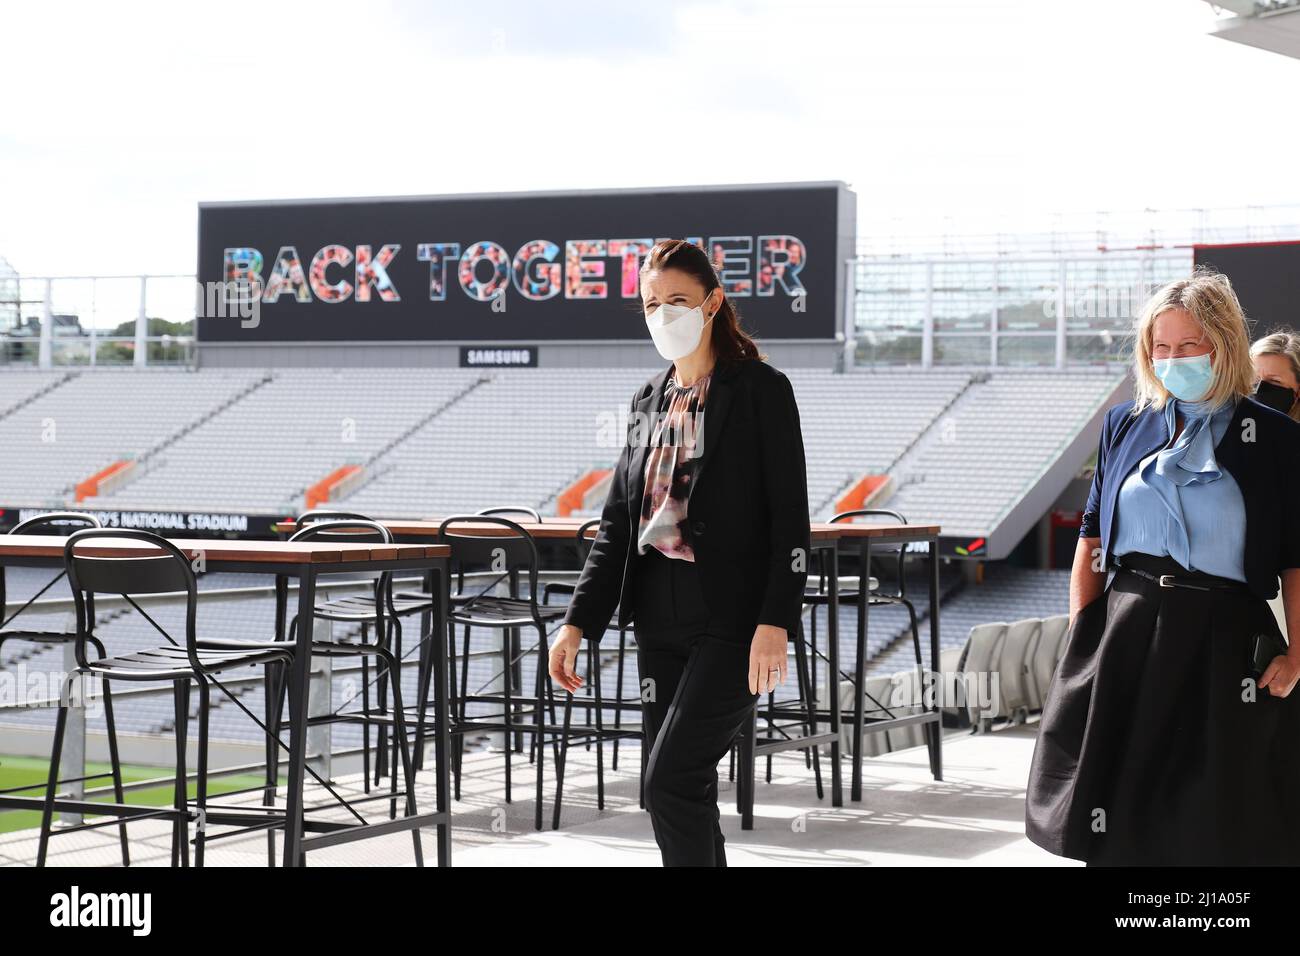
273, 519, 425, 854
416, 514, 565, 830
545, 518, 644, 828
397, 505, 540, 767
38, 529, 295, 867
803, 508, 927, 715
733, 614, 825, 799
291, 510, 434, 788
403, 505, 545, 778
0, 512, 132, 865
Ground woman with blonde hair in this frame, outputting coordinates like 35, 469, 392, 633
1251, 328, 1300, 421
1026, 269, 1300, 865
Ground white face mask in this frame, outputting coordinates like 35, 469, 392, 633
645, 294, 715, 361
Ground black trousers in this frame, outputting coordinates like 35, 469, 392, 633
631, 547, 757, 866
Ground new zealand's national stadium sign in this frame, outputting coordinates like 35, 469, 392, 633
196, 182, 854, 343
1, 507, 283, 537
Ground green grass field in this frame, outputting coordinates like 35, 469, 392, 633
0, 754, 265, 835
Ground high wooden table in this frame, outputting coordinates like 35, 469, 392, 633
0, 535, 453, 867
795, 521, 943, 820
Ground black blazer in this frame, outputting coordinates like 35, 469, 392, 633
1081, 395, 1300, 601
563, 357, 812, 643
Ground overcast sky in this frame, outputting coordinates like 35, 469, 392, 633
1, 0, 1297, 277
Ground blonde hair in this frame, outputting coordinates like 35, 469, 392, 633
1250, 328, 1300, 421
1131, 270, 1254, 414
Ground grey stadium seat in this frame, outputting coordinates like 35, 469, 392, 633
1029, 614, 1070, 709
995, 618, 1041, 723
957, 621, 1007, 732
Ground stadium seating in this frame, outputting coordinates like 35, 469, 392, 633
0, 370, 69, 417
886, 370, 1123, 537
949, 613, 1071, 731
997, 618, 1042, 720
784, 368, 971, 512
1027, 614, 1069, 710
104, 368, 485, 512
344, 367, 657, 517
0, 369, 266, 505
0, 367, 1123, 552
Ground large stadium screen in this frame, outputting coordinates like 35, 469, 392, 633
1193, 241, 1300, 338
196, 182, 853, 343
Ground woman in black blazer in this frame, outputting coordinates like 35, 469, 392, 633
547, 238, 811, 867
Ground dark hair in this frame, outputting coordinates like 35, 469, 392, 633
639, 239, 765, 363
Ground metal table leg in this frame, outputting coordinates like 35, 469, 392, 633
282, 566, 316, 867
433, 562, 452, 865
851, 538, 871, 801
825, 543, 843, 808
927, 537, 944, 781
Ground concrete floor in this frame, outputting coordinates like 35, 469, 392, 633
0, 721, 1075, 867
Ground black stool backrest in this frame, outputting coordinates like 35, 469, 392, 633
829, 507, 907, 526
830, 508, 909, 550
438, 514, 541, 599
575, 518, 600, 565
63, 529, 199, 671
290, 519, 394, 607
294, 509, 375, 531
476, 505, 542, 522
10, 512, 101, 535
289, 518, 392, 546
5, 513, 103, 605
828, 508, 910, 596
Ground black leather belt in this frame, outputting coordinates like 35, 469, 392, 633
1114, 556, 1247, 592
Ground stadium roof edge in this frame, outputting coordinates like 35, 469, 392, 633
197, 180, 854, 210
1204, 0, 1300, 60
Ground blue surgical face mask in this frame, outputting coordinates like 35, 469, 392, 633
1153, 351, 1215, 403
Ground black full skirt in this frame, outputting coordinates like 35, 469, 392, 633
1025, 562, 1300, 866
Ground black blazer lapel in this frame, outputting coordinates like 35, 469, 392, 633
1215, 398, 1262, 522
1215, 397, 1250, 478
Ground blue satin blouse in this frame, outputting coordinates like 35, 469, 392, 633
1111, 397, 1247, 582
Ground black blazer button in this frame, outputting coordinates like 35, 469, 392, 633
692, 520, 707, 536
